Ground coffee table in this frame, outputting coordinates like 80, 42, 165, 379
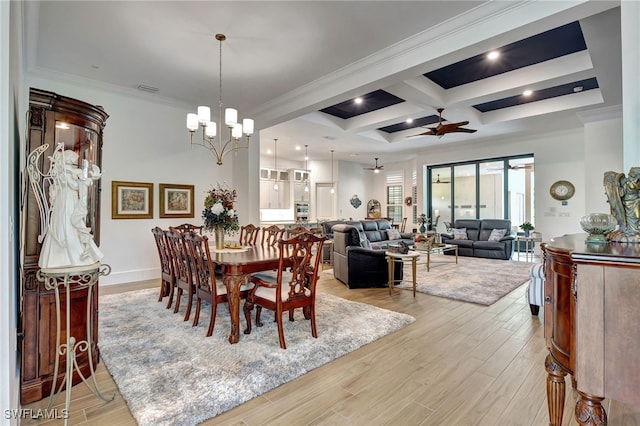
412, 243, 458, 271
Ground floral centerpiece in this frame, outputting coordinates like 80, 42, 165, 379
202, 183, 239, 248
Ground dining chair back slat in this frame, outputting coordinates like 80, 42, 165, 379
261, 224, 285, 247
239, 224, 261, 246
174, 223, 204, 234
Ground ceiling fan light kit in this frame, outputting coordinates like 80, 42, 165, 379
364, 157, 384, 173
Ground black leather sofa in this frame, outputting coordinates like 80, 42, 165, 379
440, 219, 514, 260
331, 220, 413, 288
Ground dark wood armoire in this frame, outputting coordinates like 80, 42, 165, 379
20, 88, 108, 403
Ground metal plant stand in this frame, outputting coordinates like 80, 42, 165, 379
36, 262, 114, 425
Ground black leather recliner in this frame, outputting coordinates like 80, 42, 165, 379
332, 224, 403, 288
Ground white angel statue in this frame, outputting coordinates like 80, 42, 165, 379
27, 143, 104, 269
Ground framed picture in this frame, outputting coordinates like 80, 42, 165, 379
112, 181, 153, 219
159, 183, 195, 218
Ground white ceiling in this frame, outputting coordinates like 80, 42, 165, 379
24, 1, 621, 166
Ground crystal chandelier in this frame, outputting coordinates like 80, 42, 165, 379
186, 34, 254, 165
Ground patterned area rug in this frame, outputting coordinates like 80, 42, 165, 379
397, 254, 533, 305
99, 288, 415, 426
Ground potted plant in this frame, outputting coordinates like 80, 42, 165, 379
520, 221, 534, 237
417, 214, 430, 234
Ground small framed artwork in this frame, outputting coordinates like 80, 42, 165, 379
112, 181, 154, 219
159, 183, 195, 218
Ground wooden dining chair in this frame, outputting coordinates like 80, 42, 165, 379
174, 223, 204, 234
286, 226, 311, 238
183, 231, 254, 336
151, 227, 174, 307
261, 224, 285, 247
165, 227, 195, 321
400, 217, 408, 233
243, 232, 326, 349
239, 224, 261, 245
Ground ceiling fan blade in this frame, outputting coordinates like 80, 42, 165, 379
407, 129, 435, 137
451, 127, 477, 133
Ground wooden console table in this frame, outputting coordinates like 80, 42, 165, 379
542, 234, 640, 425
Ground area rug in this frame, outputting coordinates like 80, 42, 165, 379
396, 254, 533, 305
98, 288, 415, 426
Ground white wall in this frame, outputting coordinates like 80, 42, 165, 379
2, 0, 22, 422
24, 74, 256, 285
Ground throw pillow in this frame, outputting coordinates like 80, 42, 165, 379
453, 228, 468, 240
387, 229, 402, 240
488, 228, 507, 241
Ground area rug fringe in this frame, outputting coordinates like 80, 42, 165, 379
99, 288, 415, 425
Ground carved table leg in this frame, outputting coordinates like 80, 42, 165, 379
222, 273, 247, 344
546, 353, 568, 426
576, 391, 607, 426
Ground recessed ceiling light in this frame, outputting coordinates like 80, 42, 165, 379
406, 118, 413, 124
487, 51, 500, 60
295, 145, 301, 151
573, 86, 584, 92
354, 97, 363, 104
523, 90, 533, 96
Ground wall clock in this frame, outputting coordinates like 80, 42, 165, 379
405, 196, 413, 206
550, 180, 575, 201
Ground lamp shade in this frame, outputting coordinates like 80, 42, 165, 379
197, 106, 211, 124
232, 123, 243, 139
242, 118, 254, 135
205, 121, 216, 137
186, 113, 199, 131
225, 108, 237, 126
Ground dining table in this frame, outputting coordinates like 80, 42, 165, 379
208, 244, 290, 344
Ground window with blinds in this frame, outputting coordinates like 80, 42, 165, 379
386, 171, 403, 224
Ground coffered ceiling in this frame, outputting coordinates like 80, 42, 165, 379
24, 1, 622, 165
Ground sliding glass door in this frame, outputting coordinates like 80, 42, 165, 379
426, 155, 534, 228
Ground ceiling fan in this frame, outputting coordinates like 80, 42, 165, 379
410, 108, 477, 137
486, 163, 534, 172
364, 157, 384, 173
433, 174, 450, 184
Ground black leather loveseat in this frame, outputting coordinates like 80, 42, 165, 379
440, 219, 514, 260
331, 220, 413, 288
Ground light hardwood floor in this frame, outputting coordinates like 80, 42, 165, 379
23, 267, 640, 425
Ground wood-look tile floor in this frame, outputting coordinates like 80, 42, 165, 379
23, 266, 640, 425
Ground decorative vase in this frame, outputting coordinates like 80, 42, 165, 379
419, 224, 426, 234
524, 230, 530, 237
214, 226, 225, 250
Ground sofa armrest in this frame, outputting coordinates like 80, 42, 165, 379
400, 232, 414, 239
499, 235, 515, 242
346, 246, 385, 259
441, 233, 453, 240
